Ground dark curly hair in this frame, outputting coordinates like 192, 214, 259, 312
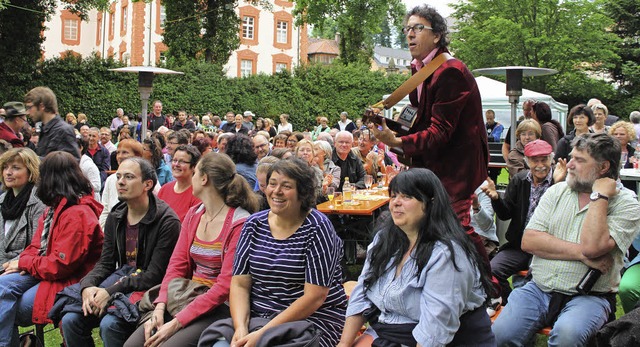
404, 5, 449, 49
225, 134, 257, 165
267, 157, 317, 212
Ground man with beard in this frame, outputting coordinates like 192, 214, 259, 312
481, 140, 564, 310
493, 133, 640, 347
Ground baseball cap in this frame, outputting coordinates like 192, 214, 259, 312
524, 139, 553, 157
243, 111, 255, 118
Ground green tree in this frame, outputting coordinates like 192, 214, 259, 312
373, 19, 393, 48
603, 0, 640, 115
294, 0, 406, 65
450, 0, 620, 109
162, 1, 202, 64
0, 0, 110, 102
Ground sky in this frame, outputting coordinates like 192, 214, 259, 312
401, 0, 455, 17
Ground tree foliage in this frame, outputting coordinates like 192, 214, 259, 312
603, 0, 640, 114
450, 0, 621, 111
4, 55, 405, 131
163, 0, 270, 65
294, 0, 406, 65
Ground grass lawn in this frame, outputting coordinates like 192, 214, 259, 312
19, 324, 103, 346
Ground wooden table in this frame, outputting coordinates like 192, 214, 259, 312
317, 193, 389, 264
316, 197, 390, 216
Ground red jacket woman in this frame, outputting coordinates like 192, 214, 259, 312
0, 151, 103, 345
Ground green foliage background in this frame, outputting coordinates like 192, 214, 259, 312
1, 55, 405, 131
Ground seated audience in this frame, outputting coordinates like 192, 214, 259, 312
507, 119, 541, 178
332, 131, 366, 190
339, 169, 494, 347
125, 153, 260, 347
272, 133, 288, 149
555, 104, 595, 161
0, 148, 45, 265
199, 158, 347, 347
609, 121, 637, 190
492, 133, 640, 346
224, 135, 258, 189
100, 139, 145, 228
531, 101, 564, 152
0, 151, 104, 346
77, 137, 102, 201
142, 137, 173, 186
295, 139, 324, 199
314, 140, 340, 193
255, 156, 279, 210
158, 145, 202, 222
57, 158, 181, 346
482, 140, 565, 307
590, 103, 611, 134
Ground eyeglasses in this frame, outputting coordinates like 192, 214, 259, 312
171, 159, 190, 166
402, 24, 432, 35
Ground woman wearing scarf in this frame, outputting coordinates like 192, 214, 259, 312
0, 148, 45, 265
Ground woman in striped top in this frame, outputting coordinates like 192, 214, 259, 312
222, 158, 347, 347
125, 153, 260, 347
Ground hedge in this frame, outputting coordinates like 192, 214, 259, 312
1, 54, 406, 131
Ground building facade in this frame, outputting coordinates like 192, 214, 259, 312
42, 0, 307, 78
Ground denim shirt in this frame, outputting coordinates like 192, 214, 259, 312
346, 234, 487, 347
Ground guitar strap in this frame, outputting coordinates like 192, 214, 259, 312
373, 53, 452, 110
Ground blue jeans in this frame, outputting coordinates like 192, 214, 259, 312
0, 272, 40, 347
492, 281, 610, 347
61, 308, 135, 347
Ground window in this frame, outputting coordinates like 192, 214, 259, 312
159, 52, 167, 65
61, 10, 81, 45
242, 16, 255, 39
272, 11, 292, 49
160, 5, 166, 28
275, 63, 288, 73
276, 21, 288, 44
96, 13, 102, 45
241, 59, 253, 77
120, 5, 128, 35
109, 11, 115, 39
64, 19, 78, 41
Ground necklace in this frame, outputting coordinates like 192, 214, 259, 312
203, 204, 226, 232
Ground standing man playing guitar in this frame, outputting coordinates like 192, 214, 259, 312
370, 5, 491, 273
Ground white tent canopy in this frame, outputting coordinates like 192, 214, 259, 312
383, 76, 568, 140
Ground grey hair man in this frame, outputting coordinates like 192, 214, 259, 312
332, 130, 365, 190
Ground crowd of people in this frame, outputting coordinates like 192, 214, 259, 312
0, 3, 639, 347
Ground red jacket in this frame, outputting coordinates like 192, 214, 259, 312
155, 204, 249, 327
18, 195, 104, 324
401, 48, 488, 203
0, 122, 24, 148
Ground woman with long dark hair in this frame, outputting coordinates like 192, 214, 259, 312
0, 151, 103, 346
224, 135, 258, 189
338, 168, 494, 347
531, 101, 565, 152
142, 137, 173, 186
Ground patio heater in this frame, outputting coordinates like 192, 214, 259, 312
109, 66, 183, 141
473, 67, 557, 148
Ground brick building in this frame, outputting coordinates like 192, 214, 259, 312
43, 0, 308, 78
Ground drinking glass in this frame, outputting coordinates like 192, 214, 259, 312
334, 192, 343, 207
364, 175, 373, 192
326, 187, 335, 208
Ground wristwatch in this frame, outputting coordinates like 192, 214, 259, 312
589, 192, 609, 202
